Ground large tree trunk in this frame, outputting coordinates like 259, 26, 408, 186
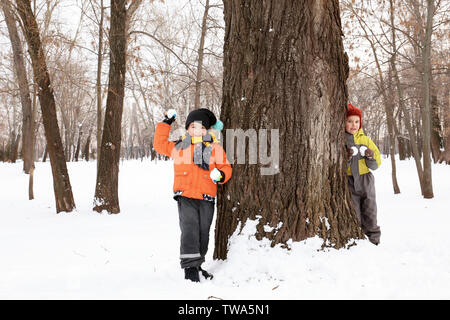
16, 0, 75, 213
1, 0, 33, 174
214, 0, 364, 260
93, 0, 127, 214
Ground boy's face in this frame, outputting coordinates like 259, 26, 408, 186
188, 121, 207, 137
346, 115, 360, 135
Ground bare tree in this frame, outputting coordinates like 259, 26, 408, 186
418, 0, 435, 198
1, 0, 34, 174
15, 0, 75, 213
214, 0, 364, 260
94, 0, 141, 213
95, 0, 105, 170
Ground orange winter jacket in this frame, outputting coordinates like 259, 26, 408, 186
153, 122, 232, 200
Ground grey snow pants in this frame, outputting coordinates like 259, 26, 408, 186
348, 172, 381, 244
177, 196, 215, 269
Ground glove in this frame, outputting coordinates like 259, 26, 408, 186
346, 148, 353, 161
347, 146, 358, 161
162, 109, 177, 125
210, 168, 225, 184
363, 147, 374, 159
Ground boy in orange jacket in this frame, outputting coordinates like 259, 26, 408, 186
153, 108, 232, 282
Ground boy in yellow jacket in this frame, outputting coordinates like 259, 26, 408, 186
346, 104, 381, 245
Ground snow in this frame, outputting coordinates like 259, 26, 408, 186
0, 157, 449, 299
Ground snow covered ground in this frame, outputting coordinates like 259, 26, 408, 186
0, 157, 449, 300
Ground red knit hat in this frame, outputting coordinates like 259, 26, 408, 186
346, 103, 362, 128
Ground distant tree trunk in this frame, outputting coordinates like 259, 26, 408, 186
61, 112, 72, 162
430, 93, 442, 163
127, 105, 134, 159
9, 131, 20, 163
385, 98, 401, 193
193, 0, 210, 110
395, 114, 407, 160
419, 0, 434, 199
29, 90, 38, 200
414, 106, 423, 157
131, 102, 143, 160
83, 128, 92, 161
438, 86, 450, 164
42, 143, 48, 162
386, 68, 400, 193
1, 0, 33, 174
93, 0, 127, 214
28, 166, 34, 200
16, 0, 75, 213
0, 143, 5, 161
96, 0, 105, 172
361, 15, 400, 194
74, 125, 82, 162
389, 0, 424, 193
214, 0, 364, 260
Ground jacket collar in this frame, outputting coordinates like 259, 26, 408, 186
354, 128, 364, 137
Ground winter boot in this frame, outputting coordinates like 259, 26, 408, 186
184, 267, 200, 282
199, 266, 213, 280
368, 236, 380, 246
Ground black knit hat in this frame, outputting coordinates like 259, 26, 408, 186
185, 108, 217, 130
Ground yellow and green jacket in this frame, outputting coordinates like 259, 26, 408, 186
346, 129, 381, 176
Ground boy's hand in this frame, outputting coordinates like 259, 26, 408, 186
163, 109, 177, 125
364, 148, 375, 159
346, 148, 353, 161
359, 145, 374, 158
347, 146, 358, 161
210, 168, 225, 184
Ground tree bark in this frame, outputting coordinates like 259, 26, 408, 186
214, 0, 364, 260
419, 0, 434, 199
83, 127, 93, 161
42, 143, 48, 162
10, 131, 20, 163
430, 93, 442, 163
194, 0, 210, 110
1, 0, 33, 173
438, 85, 450, 164
385, 70, 401, 194
74, 125, 82, 161
28, 166, 34, 200
16, 0, 75, 213
96, 0, 104, 172
93, 0, 127, 214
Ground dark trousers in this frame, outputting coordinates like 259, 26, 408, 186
177, 196, 215, 269
348, 172, 381, 244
